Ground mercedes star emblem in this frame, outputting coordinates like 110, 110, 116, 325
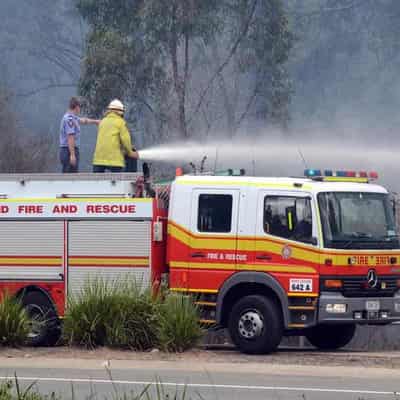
367, 269, 378, 288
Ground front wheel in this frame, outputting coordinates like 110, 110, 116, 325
305, 324, 356, 350
228, 295, 283, 354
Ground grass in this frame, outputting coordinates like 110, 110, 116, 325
0, 376, 59, 400
157, 293, 203, 352
105, 285, 160, 351
0, 293, 30, 347
63, 277, 203, 352
0, 373, 204, 400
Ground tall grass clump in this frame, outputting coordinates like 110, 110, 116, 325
106, 284, 160, 350
64, 277, 204, 352
63, 277, 160, 350
0, 293, 29, 347
157, 293, 203, 352
63, 278, 116, 348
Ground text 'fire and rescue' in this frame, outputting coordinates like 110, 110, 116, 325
0, 204, 136, 214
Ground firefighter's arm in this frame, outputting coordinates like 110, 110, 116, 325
80, 117, 100, 125
120, 123, 138, 159
67, 135, 76, 166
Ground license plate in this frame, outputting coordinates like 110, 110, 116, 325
366, 300, 380, 311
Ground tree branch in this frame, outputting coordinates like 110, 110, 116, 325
189, 0, 258, 126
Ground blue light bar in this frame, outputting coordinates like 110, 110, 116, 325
304, 169, 321, 177
304, 169, 377, 182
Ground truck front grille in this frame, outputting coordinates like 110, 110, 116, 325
322, 276, 399, 297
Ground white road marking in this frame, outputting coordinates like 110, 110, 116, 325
0, 376, 398, 396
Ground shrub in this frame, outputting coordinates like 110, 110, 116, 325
63, 278, 118, 348
64, 278, 204, 352
157, 293, 203, 352
63, 278, 160, 350
106, 285, 160, 351
0, 293, 29, 347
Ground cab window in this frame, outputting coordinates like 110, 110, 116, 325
198, 194, 232, 233
264, 196, 313, 244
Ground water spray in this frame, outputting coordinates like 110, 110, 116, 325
137, 139, 400, 189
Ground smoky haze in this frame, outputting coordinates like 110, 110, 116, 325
139, 129, 400, 192
0, 0, 399, 192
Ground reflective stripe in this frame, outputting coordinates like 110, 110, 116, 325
177, 179, 312, 190
170, 261, 316, 273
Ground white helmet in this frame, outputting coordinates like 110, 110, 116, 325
107, 99, 125, 113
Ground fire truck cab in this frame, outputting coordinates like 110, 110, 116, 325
168, 171, 400, 353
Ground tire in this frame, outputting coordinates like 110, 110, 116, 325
228, 295, 283, 354
21, 291, 61, 347
305, 324, 356, 350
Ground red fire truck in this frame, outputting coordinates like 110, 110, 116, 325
0, 169, 399, 354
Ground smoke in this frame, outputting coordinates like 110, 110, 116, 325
138, 131, 400, 192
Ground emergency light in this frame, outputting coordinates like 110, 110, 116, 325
304, 169, 378, 182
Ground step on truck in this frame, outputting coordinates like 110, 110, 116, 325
0, 169, 399, 354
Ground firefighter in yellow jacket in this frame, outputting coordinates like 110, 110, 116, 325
92, 99, 138, 172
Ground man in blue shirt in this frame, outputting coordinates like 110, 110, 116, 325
59, 97, 99, 173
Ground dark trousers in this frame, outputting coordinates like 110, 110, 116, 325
93, 165, 123, 173
60, 147, 79, 173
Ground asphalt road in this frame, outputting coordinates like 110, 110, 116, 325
1, 357, 400, 400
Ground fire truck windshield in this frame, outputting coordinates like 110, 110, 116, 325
318, 192, 399, 249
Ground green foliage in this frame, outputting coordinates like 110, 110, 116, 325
0, 293, 29, 347
0, 376, 59, 400
157, 293, 203, 352
105, 286, 160, 350
63, 278, 203, 352
76, 0, 294, 139
63, 278, 160, 350
0, 375, 199, 400
63, 278, 115, 347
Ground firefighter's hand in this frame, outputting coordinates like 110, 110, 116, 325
70, 154, 77, 166
129, 150, 139, 159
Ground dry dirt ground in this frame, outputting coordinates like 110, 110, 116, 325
2, 325, 400, 369
2, 345, 400, 370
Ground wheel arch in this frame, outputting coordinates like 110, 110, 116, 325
15, 285, 57, 313
216, 272, 289, 328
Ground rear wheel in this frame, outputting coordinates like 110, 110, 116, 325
21, 292, 61, 346
228, 295, 283, 354
305, 324, 356, 350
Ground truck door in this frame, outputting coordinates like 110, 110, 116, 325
255, 191, 318, 279
189, 189, 240, 291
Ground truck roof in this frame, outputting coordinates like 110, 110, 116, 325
0, 173, 143, 199
174, 175, 388, 194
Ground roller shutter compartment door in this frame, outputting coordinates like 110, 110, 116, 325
0, 221, 63, 281
68, 220, 151, 297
